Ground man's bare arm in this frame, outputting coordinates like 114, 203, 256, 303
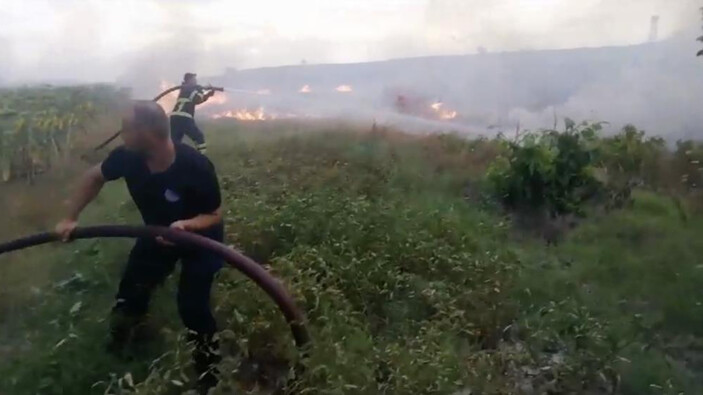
55, 165, 106, 240
157, 207, 222, 246
172, 207, 223, 232
66, 165, 106, 220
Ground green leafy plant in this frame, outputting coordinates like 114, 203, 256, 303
487, 120, 603, 216
598, 125, 667, 189
4, 124, 703, 394
0, 85, 125, 183
671, 140, 703, 193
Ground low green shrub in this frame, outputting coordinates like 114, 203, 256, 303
487, 121, 603, 216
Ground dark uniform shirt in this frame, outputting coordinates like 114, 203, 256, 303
171, 85, 207, 119
101, 144, 223, 241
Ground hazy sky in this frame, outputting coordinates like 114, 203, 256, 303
0, 0, 699, 82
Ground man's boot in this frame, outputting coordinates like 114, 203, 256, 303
188, 332, 221, 394
107, 308, 142, 357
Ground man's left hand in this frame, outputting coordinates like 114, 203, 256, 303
170, 220, 190, 231
156, 220, 191, 246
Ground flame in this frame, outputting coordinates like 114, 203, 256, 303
430, 101, 458, 120
395, 94, 459, 121
212, 107, 269, 121
157, 80, 179, 112
299, 85, 311, 93
439, 110, 458, 120
211, 107, 309, 121
336, 85, 353, 93
159, 80, 173, 91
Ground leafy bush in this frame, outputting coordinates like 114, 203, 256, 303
487, 121, 603, 216
671, 140, 703, 193
0, 85, 127, 183
597, 124, 668, 189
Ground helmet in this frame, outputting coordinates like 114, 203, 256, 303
183, 72, 197, 83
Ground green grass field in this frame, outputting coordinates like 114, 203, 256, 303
1, 121, 702, 394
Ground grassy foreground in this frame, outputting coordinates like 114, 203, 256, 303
1, 121, 702, 394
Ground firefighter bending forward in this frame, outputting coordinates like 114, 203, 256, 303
56, 101, 223, 393
170, 72, 216, 154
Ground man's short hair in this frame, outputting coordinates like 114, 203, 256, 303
132, 100, 170, 139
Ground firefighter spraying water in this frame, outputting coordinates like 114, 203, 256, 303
169, 73, 224, 154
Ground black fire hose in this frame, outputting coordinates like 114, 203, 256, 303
93, 85, 225, 151
0, 225, 310, 350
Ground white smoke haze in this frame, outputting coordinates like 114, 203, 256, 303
1, 0, 701, 139
503, 33, 703, 138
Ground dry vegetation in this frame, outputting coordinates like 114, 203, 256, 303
1, 106, 703, 394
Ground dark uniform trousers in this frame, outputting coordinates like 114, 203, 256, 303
170, 115, 207, 153
111, 238, 221, 383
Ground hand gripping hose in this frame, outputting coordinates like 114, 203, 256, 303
0, 225, 310, 350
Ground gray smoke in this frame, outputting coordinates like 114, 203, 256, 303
1, 0, 702, 139
503, 32, 703, 139
201, 28, 703, 139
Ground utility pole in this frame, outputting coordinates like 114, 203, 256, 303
698, 8, 703, 57
648, 15, 659, 43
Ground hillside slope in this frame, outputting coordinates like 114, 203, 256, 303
207, 34, 702, 137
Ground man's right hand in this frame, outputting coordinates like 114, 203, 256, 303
55, 219, 78, 242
